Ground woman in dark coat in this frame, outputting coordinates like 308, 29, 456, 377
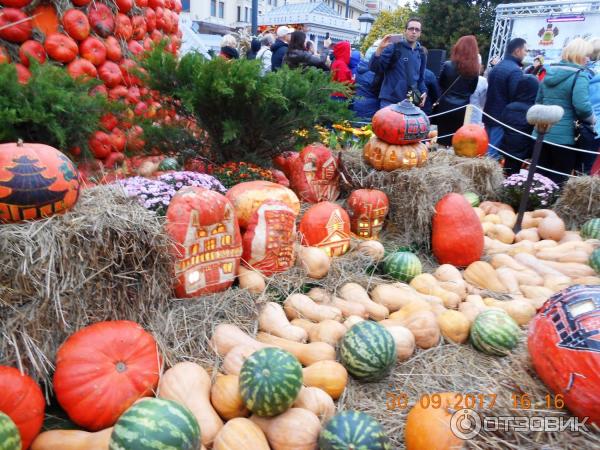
432, 35, 480, 146
284, 31, 329, 71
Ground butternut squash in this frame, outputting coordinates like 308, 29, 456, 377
513, 253, 568, 278
458, 301, 487, 324
291, 318, 317, 334
307, 320, 347, 346
482, 298, 536, 326
531, 209, 558, 218
536, 249, 590, 264
210, 374, 249, 420
497, 209, 517, 228
357, 240, 386, 261
369, 284, 417, 312
293, 387, 336, 423
238, 266, 266, 294
540, 260, 596, 278
487, 223, 516, 244
389, 299, 432, 320
223, 345, 267, 376
343, 315, 365, 329
251, 408, 321, 450
489, 253, 529, 271
296, 245, 330, 279
306, 288, 369, 318
302, 361, 348, 400
483, 213, 502, 224
211, 324, 265, 357
515, 228, 540, 243
495, 267, 522, 295
533, 239, 559, 250
436, 310, 471, 344
306, 287, 331, 303
158, 362, 223, 446
484, 236, 535, 255
464, 261, 509, 293
383, 325, 416, 361
213, 418, 270, 450
473, 206, 486, 220
31, 428, 112, 450
522, 212, 542, 229
481, 221, 496, 234
572, 276, 600, 285
433, 265, 467, 299
537, 216, 566, 241
480, 201, 514, 215
338, 282, 389, 320
520, 285, 554, 302
489, 254, 545, 285
259, 302, 308, 342
283, 293, 342, 322
392, 310, 440, 349
409, 274, 461, 309
256, 332, 336, 366
559, 231, 583, 243
390, 282, 445, 306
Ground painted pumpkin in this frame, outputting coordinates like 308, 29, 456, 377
166, 187, 243, 297
242, 200, 297, 275
0, 141, 80, 223
299, 202, 351, 257
431, 193, 484, 267
53, 320, 162, 431
363, 136, 428, 171
0, 366, 45, 450
226, 180, 300, 229
528, 285, 600, 426
347, 189, 389, 239
452, 124, 488, 158
371, 100, 430, 145
288, 143, 340, 203
272, 151, 299, 179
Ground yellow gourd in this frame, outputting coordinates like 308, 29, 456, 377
463, 261, 509, 293
380, 325, 416, 361
213, 418, 270, 450
211, 324, 265, 357
296, 246, 330, 279
238, 266, 266, 294
293, 387, 336, 423
338, 282, 389, 320
256, 332, 336, 366
31, 428, 113, 450
251, 408, 321, 450
302, 361, 348, 400
409, 273, 461, 309
487, 223, 516, 244
259, 302, 308, 342
283, 294, 342, 322
436, 310, 471, 344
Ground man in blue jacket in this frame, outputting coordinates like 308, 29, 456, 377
483, 38, 528, 158
271, 26, 294, 72
369, 18, 427, 108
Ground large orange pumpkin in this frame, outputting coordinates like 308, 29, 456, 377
0, 366, 45, 450
363, 136, 428, 171
452, 124, 488, 158
0, 141, 80, 223
371, 100, 430, 145
299, 201, 351, 257
53, 320, 162, 431
166, 187, 243, 297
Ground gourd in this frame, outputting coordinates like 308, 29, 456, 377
31, 428, 113, 450
436, 310, 471, 344
338, 283, 389, 320
251, 408, 321, 450
409, 274, 460, 309
482, 298, 536, 326
343, 315, 365, 329
495, 267, 522, 295
306, 288, 331, 303
486, 223, 515, 244
536, 248, 590, 264
516, 228, 540, 242
293, 387, 336, 423
458, 301, 487, 324
284, 294, 342, 322
302, 361, 348, 400
223, 345, 267, 376
256, 332, 336, 366
210, 375, 249, 420
357, 240, 386, 261
559, 231, 583, 243
389, 299, 432, 321
497, 209, 517, 228
482, 214, 501, 224
433, 264, 467, 299
211, 324, 265, 357
259, 303, 308, 342
392, 310, 440, 349
540, 260, 596, 278
483, 237, 535, 255
212, 418, 270, 450
306, 288, 368, 318
369, 284, 416, 312
479, 201, 514, 215
520, 285, 554, 302
307, 320, 347, 346
296, 246, 330, 279
238, 267, 266, 294
381, 325, 416, 360
464, 261, 509, 293
158, 362, 223, 446
537, 216, 566, 241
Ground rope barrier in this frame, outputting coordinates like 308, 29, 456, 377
486, 143, 576, 178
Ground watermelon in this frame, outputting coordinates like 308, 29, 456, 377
340, 321, 396, 381
463, 192, 480, 207
590, 248, 600, 274
319, 410, 391, 450
581, 218, 600, 239
0, 412, 20, 450
239, 347, 302, 417
109, 398, 200, 450
158, 157, 180, 171
383, 251, 421, 282
470, 309, 521, 356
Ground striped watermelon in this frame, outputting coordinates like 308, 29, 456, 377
470, 309, 521, 356
340, 321, 396, 381
109, 398, 200, 450
0, 412, 20, 450
383, 251, 422, 282
590, 248, 600, 274
581, 218, 600, 239
239, 347, 302, 417
319, 410, 391, 450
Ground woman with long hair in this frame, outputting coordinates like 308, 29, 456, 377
432, 35, 480, 146
283, 30, 329, 71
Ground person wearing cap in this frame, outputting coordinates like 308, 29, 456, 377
271, 26, 294, 72
219, 34, 239, 60
525, 55, 547, 81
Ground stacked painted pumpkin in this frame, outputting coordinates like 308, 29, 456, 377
363, 99, 430, 171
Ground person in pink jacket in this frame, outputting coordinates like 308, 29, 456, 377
331, 40, 354, 99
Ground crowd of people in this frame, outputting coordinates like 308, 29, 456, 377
213, 19, 600, 184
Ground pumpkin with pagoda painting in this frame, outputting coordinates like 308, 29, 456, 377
347, 189, 389, 239
0, 140, 80, 223
371, 99, 430, 145
166, 187, 243, 298
242, 200, 297, 276
288, 143, 340, 203
299, 202, 351, 257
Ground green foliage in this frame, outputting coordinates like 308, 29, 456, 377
139, 48, 352, 164
0, 62, 112, 154
361, 7, 414, 54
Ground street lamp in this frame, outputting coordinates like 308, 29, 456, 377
358, 12, 375, 37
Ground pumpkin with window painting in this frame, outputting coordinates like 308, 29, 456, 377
288, 143, 340, 203
347, 189, 389, 239
371, 99, 430, 145
299, 202, 351, 257
363, 136, 428, 171
166, 187, 243, 298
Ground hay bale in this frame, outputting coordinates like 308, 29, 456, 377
554, 176, 600, 229
341, 148, 503, 246
0, 185, 175, 385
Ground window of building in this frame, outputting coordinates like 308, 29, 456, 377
268, 0, 271, 4
218, 1, 224, 18
237, 6, 241, 21
245, 6, 248, 22
274, 0, 277, 6
338, 4, 342, 14
210, 0, 216, 16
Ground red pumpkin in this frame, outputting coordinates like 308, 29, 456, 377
31, 3, 59, 35
452, 124, 488, 158
62, 9, 90, 41
127, 39, 145, 56
431, 193, 483, 267
289, 143, 340, 203
72, 0, 91, 5
226, 180, 300, 229
44, 33, 78, 63
108, 84, 128, 101
15, 63, 31, 84
372, 100, 430, 145
528, 285, 600, 426
0, 366, 45, 449
19, 40, 47, 67
114, 13, 133, 40
166, 187, 243, 297
53, 320, 162, 431
98, 61, 123, 88
100, 113, 119, 132
0, 141, 80, 222
241, 200, 297, 275
0, 45, 10, 64
137, 0, 148, 7
89, 131, 114, 159
87, 3, 114, 37
131, 15, 147, 40
347, 189, 389, 239
0, 8, 32, 43
299, 202, 351, 257
67, 58, 97, 80
110, 128, 127, 152
0, 0, 31, 6
104, 36, 122, 62
145, 7, 157, 32
115, 0, 133, 14
79, 36, 106, 66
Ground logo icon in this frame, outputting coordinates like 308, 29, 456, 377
450, 408, 482, 440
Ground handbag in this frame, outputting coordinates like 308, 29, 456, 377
432, 74, 461, 110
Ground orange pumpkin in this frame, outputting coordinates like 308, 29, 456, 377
405, 392, 464, 450
288, 143, 340, 203
299, 202, 351, 257
347, 189, 389, 239
452, 124, 488, 158
0, 141, 80, 223
363, 136, 428, 171
371, 100, 430, 145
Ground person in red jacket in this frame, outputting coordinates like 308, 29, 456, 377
331, 40, 354, 99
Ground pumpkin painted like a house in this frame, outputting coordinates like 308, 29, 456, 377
347, 189, 389, 239
289, 143, 340, 203
299, 201, 350, 257
166, 187, 242, 297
